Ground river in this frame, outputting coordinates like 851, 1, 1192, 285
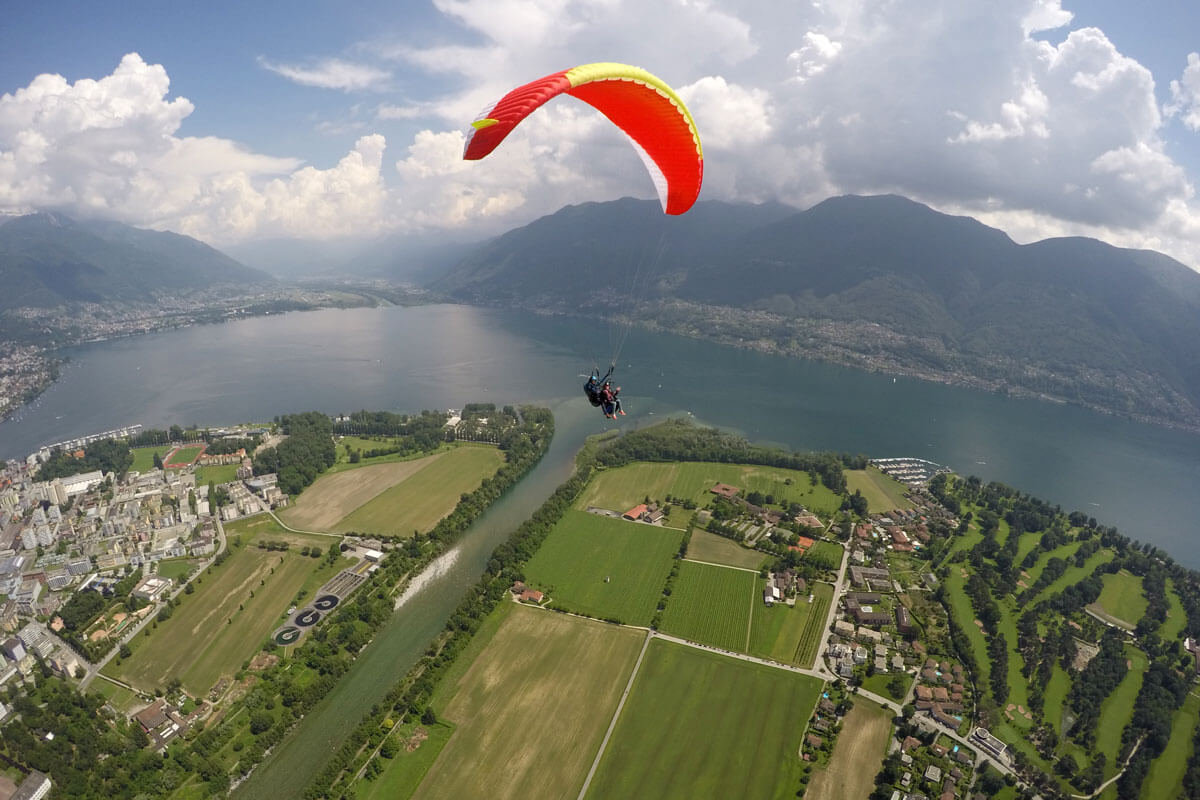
3, 303, 1199, 793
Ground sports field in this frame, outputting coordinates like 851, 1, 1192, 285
685, 528, 767, 570
806, 702, 893, 800
844, 467, 914, 513
280, 454, 445, 531
1092, 570, 1147, 628
585, 639, 821, 800
332, 446, 504, 536
749, 581, 832, 667
164, 444, 206, 467
195, 463, 239, 485
660, 561, 756, 651
410, 605, 645, 800
524, 510, 683, 625
577, 461, 842, 516
106, 535, 347, 696
1139, 690, 1200, 800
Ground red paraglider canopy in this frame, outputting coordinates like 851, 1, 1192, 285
463, 62, 703, 215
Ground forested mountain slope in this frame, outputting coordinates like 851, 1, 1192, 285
435, 195, 1200, 429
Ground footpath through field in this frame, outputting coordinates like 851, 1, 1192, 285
576, 630, 654, 800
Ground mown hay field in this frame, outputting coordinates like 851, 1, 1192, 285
524, 510, 682, 626
410, 604, 645, 800
106, 555, 305, 696
685, 528, 767, 570
806, 702, 894, 800
333, 446, 505, 536
106, 536, 347, 696
585, 639, 821, 800
279, 454, 444, 531
844, 467, 914, 513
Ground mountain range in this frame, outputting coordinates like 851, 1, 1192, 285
0, 212, 273, 310
434, 195, 1200, 430
5, 197, 1200, 429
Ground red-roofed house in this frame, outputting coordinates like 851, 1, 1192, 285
710, 483, 740, 499
623, 504, 648, 521
518, 589, 544, 604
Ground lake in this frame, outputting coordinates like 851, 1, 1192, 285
2, 303, 1197, 564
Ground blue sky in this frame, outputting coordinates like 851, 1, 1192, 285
3, 0, 1200, 270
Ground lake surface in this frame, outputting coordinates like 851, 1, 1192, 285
2, 303, 1197, 565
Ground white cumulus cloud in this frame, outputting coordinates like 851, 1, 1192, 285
0, 54, 393, 242
1166, 52, 1200, 131
257, 57, 391, 91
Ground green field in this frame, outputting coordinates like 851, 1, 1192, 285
1162, 580, 1188, 640
577, 461, 842, 516
660, 561, 756, 651
844, 467, 914, 513
524, 510, 683, 625
1015, 531, 1042, 566
1044, 665, 1071, 735
333, 446, 504, 536
685, 528, 767, 570
1030, 547, 1115, 606
196, 463, 239, 485
1094, 645, 1149, 773
944, 569, 990, 686
997, 600, 1031, 717
805, 540, 843, 567
795, 583, 833, 668
749, 581, 832, 667
106, 526, 349, 696
155, 558, 199, 582
356, 722, 453, 800
1139, 690, 1200, 800
89, 678, 141, 715
1022, 540, 1083, 588
410, 604, 646, 800
862, 671, 912, 701
585, 639, 821, 800
1093, 570, 1147, 628
130, 445, 172, 472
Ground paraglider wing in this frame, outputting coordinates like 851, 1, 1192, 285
463, 62, 703, 215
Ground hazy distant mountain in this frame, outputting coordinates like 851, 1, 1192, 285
226, 230, 482, 283
435, 194, 1200, 429
0, 212, 274, 310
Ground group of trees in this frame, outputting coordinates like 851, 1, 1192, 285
57, 568, 144, 661
593, 418, 850, 494
0, 678, 160, 798
253, 412, 336, 495
36, 437, 133, 481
